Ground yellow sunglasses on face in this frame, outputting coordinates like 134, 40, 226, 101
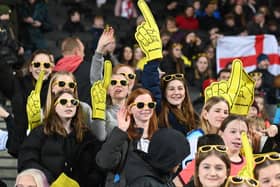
225, 176, 259, 187
254, 152, 280, 165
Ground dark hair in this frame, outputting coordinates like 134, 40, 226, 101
197, 134, 225, 149
219, 115, 249, 132
217, 68, 231, 79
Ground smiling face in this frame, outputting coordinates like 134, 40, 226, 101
29, 53, 53, 80
108, 74, 129, 100
220, 120, 248, 153
55, 93, 78, 120
52, 75, 76, 95
257, 163, 280, 187
198, 154, 228, 187
129, 94, 154, 126
165, 79, 185, 108
203, 101, 229, 130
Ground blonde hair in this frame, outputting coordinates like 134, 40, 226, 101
15, 169, 49, 187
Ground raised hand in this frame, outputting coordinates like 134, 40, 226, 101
135, 0, 162, 61
117, 106, 130, 132
26, 70, 45, 134
91, 60, 112, 120
96, 27, 115, 54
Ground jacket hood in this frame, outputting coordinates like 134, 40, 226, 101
147, 128, 190, 173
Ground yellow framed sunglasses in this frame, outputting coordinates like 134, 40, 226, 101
198, 145, 227, 153
162, 73, 184, 82
225, 176, 259, 187
254, 152, 280, 165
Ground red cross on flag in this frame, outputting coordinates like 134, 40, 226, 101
216, 34, 279, 75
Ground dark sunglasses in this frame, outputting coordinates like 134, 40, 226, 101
198, 145, 227, 153
110, 79, 128, 86
54, 81, 76, 89
130, 102, 156, 109
226, 176, 259, 187
54, 98, 79, 106
120, 73, 136, 80
32, 61, 53, 69
254, 152, 280, 165
162, 73, 184, 82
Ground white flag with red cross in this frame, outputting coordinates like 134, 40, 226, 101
216, 34, 280, 75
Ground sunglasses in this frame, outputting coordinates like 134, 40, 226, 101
249, 72, 262, 78
31, 61, 53, 69
198, 145, 227, 153
254, 152, 280, 165
110, 79, 128, 86
226, 176, 259, 187
54, 98, 79, 106
53, 81, 76, 89
130, 102, 156, 109
120, 73, 136, 80
162, 73, 184, 82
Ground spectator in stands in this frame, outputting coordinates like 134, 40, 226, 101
254, 152, 280, 187
142, 58, 199, 136
232, 4, 246, 29
175, 5, 199, 31
160, 31, 171, 56
19, 0, 52, 55
222, 13, 244, 35
164, 0, 185, 17
54, 37, 92, 105
15, 168, 49, 187
113, 64, 137, 93
128, 128, 190, 187
18, 90, 104, 186
161, 16, 185, 43
118, 45, 133, 65
114, 0, 138, 19
217, 68, 231, 81
89, 15, 104, 51
200, 96, 229, 134
219, 115, 248, 176
186, 53, 212, 92
247, 11, 269, 35
0, 49, 54, 157
62, 8, 85, 34
96, 88, 158, 185
0, 5, 24, 70
193, 144, 230, 187
160, 42, 187, 75
181, 31, 203, 60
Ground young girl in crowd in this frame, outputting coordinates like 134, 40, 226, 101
142, 59, 199, 136
194, 144, 231, 187
18, 90, 104, 186
254, 152, 280, 187
219, 115, 248, 176
0, 49, 54, 157
96, 88, 158, 186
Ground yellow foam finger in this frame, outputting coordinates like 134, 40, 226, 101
35, 71, 45, 93
137, 0, 158, 30
102, 60, 112, 89
227, 59, 242, 100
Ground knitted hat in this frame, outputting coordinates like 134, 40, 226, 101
257, 54, 269, 64
0, 5, 11, 15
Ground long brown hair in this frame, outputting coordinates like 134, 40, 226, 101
43, 90, 87, 142
159, 75, 198, 131
126, 88, 158, 140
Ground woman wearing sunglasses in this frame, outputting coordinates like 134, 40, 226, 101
96, 88, 158, 186
194, 144, 231, 187
219, 115, 249, 176
18, 90, 104, 186
142, 59, 199, 136
254, 152, 280, 187
93, 73, 130, 141
0, 49, 54, 157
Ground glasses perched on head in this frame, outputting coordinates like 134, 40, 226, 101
120, 73, 136, 80
53, 81, 77, 89
110, 79, 128, 86
55, 98, 79, 106
32, 61, 53, 69
162, 73, 184, 82
226, 176, 259, 187
198, 145, 227, 153
254, 152, 280, 165
130, 102, 156, 109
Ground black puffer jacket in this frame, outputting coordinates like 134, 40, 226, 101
18, 126, 105, 187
